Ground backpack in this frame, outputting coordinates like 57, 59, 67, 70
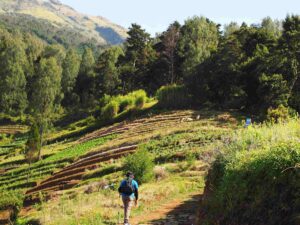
118, 178, 134, 195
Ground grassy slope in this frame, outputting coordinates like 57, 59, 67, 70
3, 109, 298, 224
0, 109, 241, 224
12, 110, 238, 224
0, 0, 127, 45
18, 8, 67, 25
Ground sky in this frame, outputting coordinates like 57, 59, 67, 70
60, 0, 300, 36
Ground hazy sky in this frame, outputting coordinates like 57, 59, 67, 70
60, 0, 300, 36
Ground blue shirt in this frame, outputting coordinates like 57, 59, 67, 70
120, 179, 138, 199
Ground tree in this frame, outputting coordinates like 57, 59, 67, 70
120, 24, 156, 92
41, 44, 66, 65
261, 17, 282, 39
75, 48, 96, 107
61, 49, 80, 107
31, 57, 62, 160
161, 21, 181, 84
0, 31, 28, 115
25, 122, 41, 164
23, 33, 45, 103
95, 46, 124, 96
257, 73, 289, 109
23, 33, 45, 78
280, 15, 300, 98
269, 15, 300, 112
224, 22, 240, 37
178, 16, 219, 78
205, 34, 245, 106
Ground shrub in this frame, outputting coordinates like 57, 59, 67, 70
203, 140, 300, 224
0, 190, 24, 222
119, 96, 134, 112
25, 122, 41, 164
131, 90, 147, 109
99, 90, 149, 121
156, 85, 191, 109
101, 101, 119, 121
266, 104, 290, 123
99, 94, 112, 108
135, 95, 146, 109
124, 148, 154, 184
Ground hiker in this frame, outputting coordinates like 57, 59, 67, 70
118, 171, 139, 225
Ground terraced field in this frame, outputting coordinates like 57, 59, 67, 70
0, 125, 28, 135
24, 111, 204, 200
0, 110, 239, 224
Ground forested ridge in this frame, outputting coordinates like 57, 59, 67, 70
1, 15, 299, 119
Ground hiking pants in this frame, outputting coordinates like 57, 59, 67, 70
122, 196, 133, 223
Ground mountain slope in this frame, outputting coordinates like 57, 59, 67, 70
0, 0, 127, 46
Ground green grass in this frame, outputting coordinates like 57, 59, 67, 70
23, 172, 205, 225
203, 119, 300, 225
0, 109, 239, 224
0, 135, 116, 192
139, 127, 228, 162
44, 134, 116, 162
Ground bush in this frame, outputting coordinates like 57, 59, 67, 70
0, 190, 24, 222
156, 85, 191, 109
266, 104, 290, 123
101, 101, 119, 121
99, 94, 112, 108
124, 148, 154, 184
99, 90, 149, 121
131, 90, 147, 109
135, 95, 146, 109
119, 96, 134, 112
203, 141, 300, 225
25, 122, 41, 164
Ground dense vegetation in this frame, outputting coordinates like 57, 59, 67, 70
203, 120, 300, 225
0, 14, 106, 52
1, 15, 299, 117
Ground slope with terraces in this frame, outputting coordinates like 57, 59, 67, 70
0, 125, 28, 135
24, 110, 202, 203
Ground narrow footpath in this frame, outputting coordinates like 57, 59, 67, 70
131, 193, 202, 225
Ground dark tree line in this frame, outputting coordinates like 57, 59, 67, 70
0, 15, 299, 119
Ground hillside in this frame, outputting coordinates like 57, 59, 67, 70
0, 9, 299, 224
0, 0, 127, 47
0, 109, 239, 224
1, 107, 300, 224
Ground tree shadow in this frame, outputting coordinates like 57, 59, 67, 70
146, 194, 203, 225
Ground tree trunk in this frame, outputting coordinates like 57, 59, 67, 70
38, 126, 43, 161
288, 59, 299, 99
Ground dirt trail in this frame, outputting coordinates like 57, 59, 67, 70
131, 193, 202, 225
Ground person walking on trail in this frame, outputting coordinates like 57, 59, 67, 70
118, 171, 139, 225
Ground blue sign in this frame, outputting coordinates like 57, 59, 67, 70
245, 118, 252, 127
